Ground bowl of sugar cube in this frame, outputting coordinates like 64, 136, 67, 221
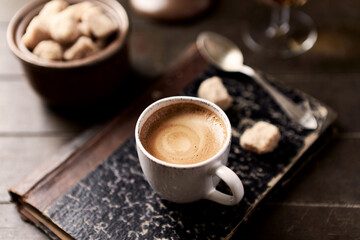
7, 0, 130, 106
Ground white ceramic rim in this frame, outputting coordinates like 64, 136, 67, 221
135, 96, 232, 169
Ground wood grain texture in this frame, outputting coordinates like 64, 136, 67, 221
0, 204, 48, 239
1, 0, 360, 239
0, 0, 29, 22
0, 136, 73, 202
0, 24, 22, 75
274, 73, 360, 132
235, 203, 360, 240
0, 79, 86, 134
271, 138, 360, 204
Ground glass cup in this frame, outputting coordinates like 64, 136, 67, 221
243, 0, 317, 58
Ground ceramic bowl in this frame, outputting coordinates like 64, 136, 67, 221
7, 0, 130, 106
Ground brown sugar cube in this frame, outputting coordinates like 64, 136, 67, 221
82, 8, 117, 38
37, 0, 69, 33
33, 40, 63, 60
77, 21, 91, 37
38, 0, 69, 18
89, 13, 117, 38
61, 1, 94, 20
198, 76, 233, 111
49, 12, 80, 44
22, 0, 68, 50
64, 36, 98, 60
21, 16, 50, 50
240, 121, 281, 154
46, 2, 94, 44
81, 6, 104, 22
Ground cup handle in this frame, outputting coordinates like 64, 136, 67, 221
205, 165, 244, 206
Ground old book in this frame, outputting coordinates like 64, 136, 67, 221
9, 44, 336, 240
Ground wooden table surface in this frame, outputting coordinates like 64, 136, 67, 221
1, 0, 359, 239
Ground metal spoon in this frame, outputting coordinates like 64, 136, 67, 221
196, 31, 317, 130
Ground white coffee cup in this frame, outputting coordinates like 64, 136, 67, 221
135, 96, 244, 206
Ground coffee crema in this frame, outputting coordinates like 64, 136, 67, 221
140, 102, 227, 165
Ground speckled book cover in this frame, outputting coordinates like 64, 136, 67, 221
39, 67, 335, 240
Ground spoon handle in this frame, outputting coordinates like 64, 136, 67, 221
240, 65, 317, 130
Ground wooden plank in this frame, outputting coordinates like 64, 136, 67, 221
0, 0, 29, 22
3, 139, 359, 238
233, 204, 360, 240
0, 204, 47, 240
1, 67, 357, 137
128, 1, 360, 76
130, 21, 360, 77
2, 0, 360, 79
232, 138, 360, 239
0, 136, 73, 202
269, 138, 360, 204
0, 23, 22, 76
0, 79, 88, 134
1, 0, 359, 239
125, 0, 360, 28
2, 0, 360, 78
280, 74, 360, 132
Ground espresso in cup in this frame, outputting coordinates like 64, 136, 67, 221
139, 102, 227, 165
136, 96, 244, 205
